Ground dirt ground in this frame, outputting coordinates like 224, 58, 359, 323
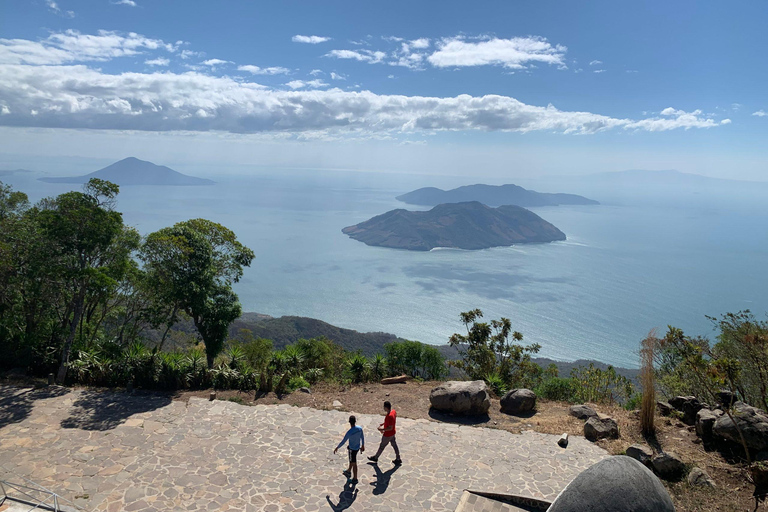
176, 381, 760, 512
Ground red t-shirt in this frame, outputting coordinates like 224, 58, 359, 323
383, 409, 396, 437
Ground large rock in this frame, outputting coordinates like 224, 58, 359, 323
584, 416, 619, 441
500, 388, 536, 415
713, 401, 768, 451
547, 456, 675, 512
656, 401, 674, 416
717, 390, 736, 408
695, 408, 723, 443
625, 444, 653, 467
669, 396, 705, 425
569, 404, 598, 420
429, 380, 491, 416
651, 452, 686, 481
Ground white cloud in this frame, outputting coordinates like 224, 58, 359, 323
201, 58, 230, 67
145, 57, 169, 66
46, 0, 75, 18
1, 105, 9, 115
427, 36, 566, 69
593, 69, 606, 74
325, 49, 386, 64
284, 79, 329, 89
410, 38, 430, 49
180, 49, 200, 60
721, 119, 732, 125
330, 72, 346, 80
238, 65, 290, 75
753, 110, 767, 117
0, 61, 725, 136
112, 0, 138, 6
309, 69, 323, 76
589, 60, 602, 66
0, 30, 177, 65
292, 35, 331, 44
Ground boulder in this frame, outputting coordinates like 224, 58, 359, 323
429, 380, 491, 416
625, 444, 653, 467
651, 452, 686, 481
687, 467, 715, 487
656, 401, 674, 416
713, 401, 768, 452
299, 387, 311, 394
332, 400, 343, 409
547, 456, 675, 512
695, 408, 723, 443
381, 375, 408, 385
569, 404, 598, 420
500, 388, 536, 415
669, 396, 705, 425
584, 416, 619, 441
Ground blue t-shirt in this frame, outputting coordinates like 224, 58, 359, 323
336, 425, 365, 451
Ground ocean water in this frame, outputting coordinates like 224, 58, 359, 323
8, 169, 768, 368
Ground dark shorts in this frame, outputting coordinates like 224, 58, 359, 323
348, 448, 359, 463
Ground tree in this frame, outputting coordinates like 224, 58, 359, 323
36, 179, 127, 382
449, 309, 541, 388
141, 219, 254, 368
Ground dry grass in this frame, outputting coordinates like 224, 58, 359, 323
640, 330, 657, 436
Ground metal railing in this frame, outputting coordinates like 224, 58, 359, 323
0, 464, 86, 512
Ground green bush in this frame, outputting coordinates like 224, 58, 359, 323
485, 372, 508, 397
288, 375, 310, 391
535, 377, 579, 402
384, 339, 447, 380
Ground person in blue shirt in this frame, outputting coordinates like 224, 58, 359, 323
334, 415, 365, 484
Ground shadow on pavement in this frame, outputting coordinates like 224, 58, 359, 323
369, 462, 401, 495
428, 408, 491, 425
0, 385, 70, 429
326, 481, 358, 511
60, 389, 171, 431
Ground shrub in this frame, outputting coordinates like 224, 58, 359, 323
570, 363, 635, 405
485, 372, 508, 397
385, 339, 447, 380
288, 375, 310, 391
535, 377, 579, 402
347, 353, 370, 383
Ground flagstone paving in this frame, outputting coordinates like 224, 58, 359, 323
0, 386, 609, 511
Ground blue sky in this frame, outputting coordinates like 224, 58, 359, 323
1, 0, 767, 179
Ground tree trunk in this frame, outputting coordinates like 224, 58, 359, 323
57, 287, 86, 383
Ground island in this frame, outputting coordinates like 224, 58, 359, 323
38, 157, 215, 186
342, 201, 566, 251
396, 183, 598, 207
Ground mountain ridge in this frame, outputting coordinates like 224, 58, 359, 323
397, 183, 598, 207
38, 157, 215, 186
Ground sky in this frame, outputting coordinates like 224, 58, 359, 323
1, 0, 767, 179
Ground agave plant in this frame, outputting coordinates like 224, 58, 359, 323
224, 346, 245, 370
347, 354, 370, 384
369, 354, 387, 381
283, 345, 305, 373
484, 371, 508, 397
304, 367, 324, 384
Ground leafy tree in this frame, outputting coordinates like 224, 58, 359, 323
36, 179, 129, 382
384, 339, 447, 380
141, 219, 254, 368
449, 309, 541, 389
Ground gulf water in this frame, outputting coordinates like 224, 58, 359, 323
9, 169, 768, 368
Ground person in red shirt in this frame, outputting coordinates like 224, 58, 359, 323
367, 401, 402, 465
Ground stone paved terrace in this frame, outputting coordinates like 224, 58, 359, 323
0, 386, 609, 511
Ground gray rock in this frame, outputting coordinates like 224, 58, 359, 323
687, 467, 715, 487
669, 396, 704, 425
651, 452, 686, 481
569, 404, 598, 420
695, 408, 722, 442
584, 416, 619, 441
499, 388, 536, 415
625, 444, 653, 467
429, 380, 491, 416
299, 387, 311, 394
717, 390, 736, 408
656, 401, 673, 416
713, 401, 768, 451
332, 400, 342, 409
548, 456, 675, 512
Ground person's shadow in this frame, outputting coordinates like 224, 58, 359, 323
326, 481, 358, 511
369, 462, 401, 495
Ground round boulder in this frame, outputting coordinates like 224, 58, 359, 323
548, 456, 675, 512
569, 404, 598, 420
651, 452, 686, 481
625, 444, 653, 467
429, 380, 490, 416
687, 467, 715, 487
584, 416, 619, 441
500, 389, 536, 415
713, 401, 768, 451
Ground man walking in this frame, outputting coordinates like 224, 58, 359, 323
334, 415, 365, 484
368, 401, 401, 465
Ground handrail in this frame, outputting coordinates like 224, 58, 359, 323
0, 464, 88, 512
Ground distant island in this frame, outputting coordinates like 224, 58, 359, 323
396, 183, 598, 207
342, 201, 566, 251
38, 157, 215, 186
